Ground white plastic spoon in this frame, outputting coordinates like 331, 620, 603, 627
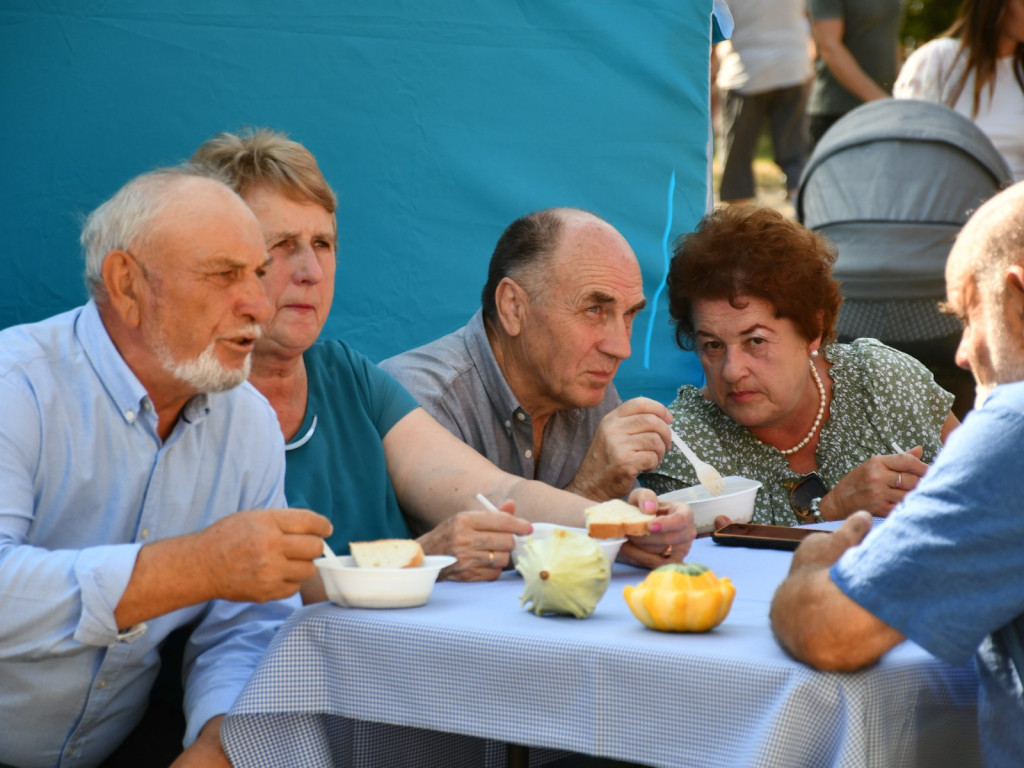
475, 493, 501, 513
322, 539, 342, 563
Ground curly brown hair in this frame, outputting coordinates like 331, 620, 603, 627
668, 205, 842, 350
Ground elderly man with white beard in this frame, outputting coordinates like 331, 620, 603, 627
770, 181, 1024, 767
0, 167, 330, 768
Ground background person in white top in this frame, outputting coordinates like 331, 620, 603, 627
713, 0, 814, 203
895, 0, 1024, 182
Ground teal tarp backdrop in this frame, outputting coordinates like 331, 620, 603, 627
0, 1, 710, 403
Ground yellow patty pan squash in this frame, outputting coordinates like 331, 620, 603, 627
516, 529, 611, 618
623, 563, 735, 632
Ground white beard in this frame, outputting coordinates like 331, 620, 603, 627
154, 328, 259, 394
973, 307, 1024, 410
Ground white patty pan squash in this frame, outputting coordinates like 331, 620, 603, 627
516, 528, 611, 618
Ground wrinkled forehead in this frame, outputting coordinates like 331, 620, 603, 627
244, 182, 338, 234
945, 239, 969, 285
552, 218, 640, 280
947, 208, 990, 282
145, 181, 264, 262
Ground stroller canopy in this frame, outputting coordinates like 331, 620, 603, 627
796, 99, 1013, 301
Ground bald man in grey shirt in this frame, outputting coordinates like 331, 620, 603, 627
381, 207, 673, 501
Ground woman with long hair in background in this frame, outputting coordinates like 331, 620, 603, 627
895, 0, 1024, 181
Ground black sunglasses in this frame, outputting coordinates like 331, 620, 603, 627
787, 472, 829, 523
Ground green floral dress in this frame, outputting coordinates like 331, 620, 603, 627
641, 339, 954, 526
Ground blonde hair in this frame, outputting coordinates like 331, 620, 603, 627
191, 128, 336, 214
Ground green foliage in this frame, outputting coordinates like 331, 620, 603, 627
901, 0, 962, 48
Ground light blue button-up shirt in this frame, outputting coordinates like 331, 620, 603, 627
0, 301, 294, 768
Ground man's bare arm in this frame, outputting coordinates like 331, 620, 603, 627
115, 508, 331, 629
565, 397, 673, 501
770, 511, 905, 670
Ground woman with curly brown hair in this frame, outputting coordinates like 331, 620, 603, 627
643, 205, 960, 526
895, 0, 1024, 181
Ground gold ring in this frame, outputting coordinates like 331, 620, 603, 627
896, 472, 903, 489
488, 551, 495, 566
660, 544, 673, 559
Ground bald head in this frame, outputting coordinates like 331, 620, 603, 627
481, 207, 636, 322
945, 182, 1024, 407
138, 176, 262, 265
948, 181, 1024, 300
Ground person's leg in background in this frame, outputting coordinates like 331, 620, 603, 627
808, 112, 841, 150
718, 88, 767, 203
769, 80, 812, 200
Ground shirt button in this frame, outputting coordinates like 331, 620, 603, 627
143, 400, 152, 411
97, 679, 107, 689
524, 450, 533, 459
124, 410, 135, 422
140, 528, 150, 540
504, 420, 512, 428
516, 412, 526, 422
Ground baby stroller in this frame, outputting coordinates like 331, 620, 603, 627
796, 99, 1013, 417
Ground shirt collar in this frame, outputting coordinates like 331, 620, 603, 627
465, 309, 527, 425
76, 299, 210, 428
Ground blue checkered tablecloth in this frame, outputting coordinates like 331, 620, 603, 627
222, 533, 981, 768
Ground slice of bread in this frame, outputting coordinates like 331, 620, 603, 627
585, 499, 655, 539
349, 539, 424, 568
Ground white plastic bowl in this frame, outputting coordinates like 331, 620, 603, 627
512, 523, 625, 570
315, 554, 457, 609
658, 475, 762, 534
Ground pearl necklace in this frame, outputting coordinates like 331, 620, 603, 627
777, 358, 826, 456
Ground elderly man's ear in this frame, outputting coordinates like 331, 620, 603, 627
494, 277, 529, 338
100, 250, 144, 328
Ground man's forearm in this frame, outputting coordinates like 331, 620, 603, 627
771, 566, 905, 671
171, 715, 230, 768
114, 534, 215, 629
565, 456, 638, 502
770, 570, 829, 664
564, 470, 605, 502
